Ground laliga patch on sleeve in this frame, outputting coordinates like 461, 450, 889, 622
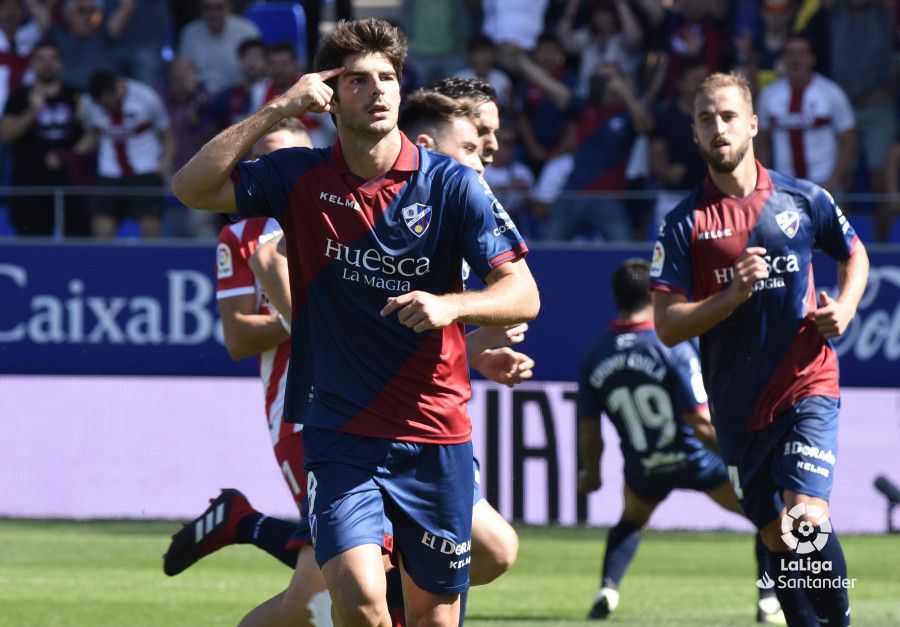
650, 241, 665, 278
217, 243, 233, 279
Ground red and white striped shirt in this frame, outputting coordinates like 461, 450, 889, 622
83, 79, 170, 178
757, 73, 855, 185
216, 217, 299, 445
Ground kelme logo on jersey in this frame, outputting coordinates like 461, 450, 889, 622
401, 203, 432, 237
776, 210, 800, 239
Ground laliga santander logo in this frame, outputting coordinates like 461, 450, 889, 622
781, 503, 831, 554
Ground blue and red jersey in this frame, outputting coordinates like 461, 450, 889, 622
649, 162, 858, 432
577, 321, 714, 476
231, 132, 528, 444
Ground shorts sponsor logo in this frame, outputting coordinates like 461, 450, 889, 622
421, 532, 472, 569
216, 243, 233, 279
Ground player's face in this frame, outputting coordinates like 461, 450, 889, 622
474, 100, 500, 166
252, 129, 312, 158
434, 118, 484, 175
332, 52, 401, 139
692, 86, 758, 174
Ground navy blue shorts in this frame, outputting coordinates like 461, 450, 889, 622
717, 396, 840, 529
625, 450, 729, 503
302, 426, 474, 596
472, 457, 483, 505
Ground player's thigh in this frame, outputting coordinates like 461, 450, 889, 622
398, 555, 461, 627
470, 498, 519, 585
273, 430, 306, 512
621, 483, 662, 527
321, 544, 390, 623
706, 481, 743, 515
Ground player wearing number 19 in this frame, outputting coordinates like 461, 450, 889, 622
576, 259, 782, 623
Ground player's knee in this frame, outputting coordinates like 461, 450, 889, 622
470, 516, 519, 585
759, 518, 792, 553
327, 574, 387, 625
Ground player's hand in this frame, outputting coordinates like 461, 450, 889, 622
275, 67, 345, 117
726, 246, 769, 304
578, 468, 602, 494
469, 323, 529, 352
470, 347, 535, 387
812, 290, 855, 339
381, 291, 460, 333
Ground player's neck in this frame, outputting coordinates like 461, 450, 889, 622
618, 306, 653, 324
708, 151, 758, 199
338, 127, 403, 181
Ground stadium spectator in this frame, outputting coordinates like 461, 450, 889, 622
652, 71, 869, 627
402, 0, 466, 86
577, 258, 782, 623
80, 69, 173, 238
481, 0, 549, 51
556, 0, 642, 98
453, 34, 513, 111
171, 19, 538, 625
828, 0, 895, 240
258, 41, 335, 147
541, 64, 653, 241
648, 58, 709, 230
177, 0, 260, 94
0, 0, 48, 113
482, 126, 539, 237
47, 0, 136, 89
208, 37, 268, 129
1, 37, 87, 236
510, 34, 577, 175
109, 0, 172, 87
756, 36, 857, 193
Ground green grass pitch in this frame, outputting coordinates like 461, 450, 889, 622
0, 520, 897, 626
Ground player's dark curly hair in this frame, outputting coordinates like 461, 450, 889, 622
314, 18, 408, 90
427, 77, 497, 104
398, 90, 476, 140
612, 258, 651, 314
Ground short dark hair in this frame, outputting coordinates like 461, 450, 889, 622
238, 37, 267, 58
268, 41, 297, 59
88, 70, 118, 100
428, 76, 497, 104
265, 117, 308, 135
466, 34, 495, 55
31, 37, 61, 57
612, 258, 651, 313
314, 18, 407, 87
398, 90, 474, 140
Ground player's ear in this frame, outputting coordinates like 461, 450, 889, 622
691, 123, 698, 145
749, 113, 759, 138
415, 133, 436, 150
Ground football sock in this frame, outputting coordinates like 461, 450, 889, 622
803, 528, 850, 626
235, 513, 299, 568
769, 547, 818, 626
601, 520, 642, 586
755, 532, 777, 600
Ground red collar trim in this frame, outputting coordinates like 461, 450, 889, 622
702, 160, 773, 202
329, 131, 419, 176
608, 320, 655, 332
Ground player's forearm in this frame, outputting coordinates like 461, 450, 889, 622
653, 290, 740, 347
249, 236, 293, 319
451, 267, 540, 327
222, 313, 289, 361
172, 102, 289, 211
836, 241, 869, 315
578, 420, 603, 472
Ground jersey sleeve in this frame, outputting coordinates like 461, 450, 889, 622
667, 341, 708, 414
215, 226, 256, 300
576, 353, 604, 422
230, 149, 296, 222
455, 168, 528, 281
809, 186, 857, 261
648, 201, 696, 297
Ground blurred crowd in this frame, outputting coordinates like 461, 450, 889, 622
1, 0, 899, 242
